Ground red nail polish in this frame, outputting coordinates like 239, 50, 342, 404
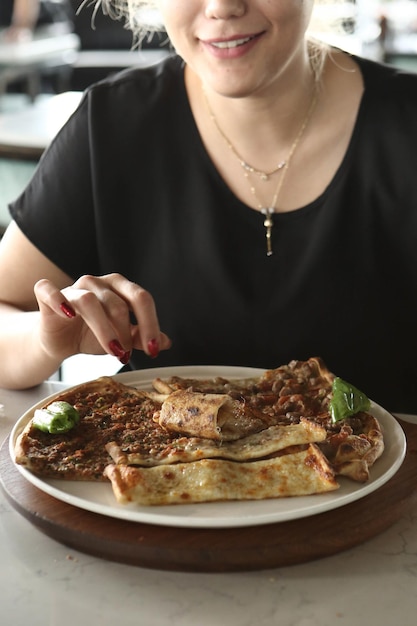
60, 302, 76, 318
147, 338, 159, 359
119, 351, 131, 365
109, 339, 126, 359
109, 339, 129, 361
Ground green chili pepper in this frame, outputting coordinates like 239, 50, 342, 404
32, 401, 80, 434
330, 377, 371, 423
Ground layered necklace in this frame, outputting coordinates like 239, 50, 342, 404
204, 83, 318, 256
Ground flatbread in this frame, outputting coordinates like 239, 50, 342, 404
324, 413, 384, 482
13, 358, 385, 507
106, 418, 328, 466
104, 444, 339, 505
152, 358, 384, 483
14, 377, 160, 480
154, 389, 276, 440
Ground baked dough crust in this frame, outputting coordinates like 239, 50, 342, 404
104, 444, 339, 505
13, 359, 385, 505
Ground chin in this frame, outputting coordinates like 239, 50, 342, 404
203, 72, 262, 99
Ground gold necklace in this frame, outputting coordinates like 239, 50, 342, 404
205, 87, 318, 256
205, 93, 287, 181
207, 113, 287, 181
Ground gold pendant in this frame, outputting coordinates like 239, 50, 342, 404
262, 208, 274, 257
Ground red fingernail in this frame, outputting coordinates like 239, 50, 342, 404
60, 302, 76, 318
109, 339, 130, 364
109, 339, 127, 359
147, 338, 159, 359
119, 351, 131, 365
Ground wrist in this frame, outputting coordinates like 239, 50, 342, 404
3, 25, 33, 42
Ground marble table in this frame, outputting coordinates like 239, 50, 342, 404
1, 381, 417, 626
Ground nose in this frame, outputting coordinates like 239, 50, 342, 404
205, 0, 247, 19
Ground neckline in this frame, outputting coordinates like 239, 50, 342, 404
180, 53, 370, 221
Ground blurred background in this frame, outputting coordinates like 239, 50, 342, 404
2, 0, 417, 235
311, 0, 417, 70
0, 0, 416, 381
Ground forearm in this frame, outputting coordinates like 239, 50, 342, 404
11, 0, 40, 30
0, 306, 63, 389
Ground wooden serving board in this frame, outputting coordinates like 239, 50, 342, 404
1, 420, 417, 573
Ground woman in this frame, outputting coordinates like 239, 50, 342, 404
0, 1, 416, 414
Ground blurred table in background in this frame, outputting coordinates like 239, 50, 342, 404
0, 44, 173, 234
0, 28, 80, 100
71, 48, 171, 90
0, 90, 82, 158
0, 90, 82, 233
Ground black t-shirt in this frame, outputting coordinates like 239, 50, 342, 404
9, 54, 417, 413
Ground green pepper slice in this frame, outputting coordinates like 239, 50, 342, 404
32, 401, 80, 434
330, 377, 371, 423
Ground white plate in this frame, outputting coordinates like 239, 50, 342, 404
9, 366, 407, 529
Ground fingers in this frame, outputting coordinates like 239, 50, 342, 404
34, 278, 74, 319
112, 276, 166, 356
96, 273, 173, 358
35, 277, 120, 360
69, 274, 136, 358
34, 275, 171, 363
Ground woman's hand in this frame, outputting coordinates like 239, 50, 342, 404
0, 26, 33, 43
34, 273, 172, 365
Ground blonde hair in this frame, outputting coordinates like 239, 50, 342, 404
85, 1, 351, 81
81, 1, 162, 43
87, 0, 350, 45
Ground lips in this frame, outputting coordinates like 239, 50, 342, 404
210, 35, 256, 49
200, 32, 263, 58
202, 31, 263, 48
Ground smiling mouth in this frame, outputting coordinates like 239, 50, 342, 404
210, 35, 257, 49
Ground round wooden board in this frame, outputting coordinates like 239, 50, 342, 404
2, 420, 417, 573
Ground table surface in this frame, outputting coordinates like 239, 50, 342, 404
0, 91, 82, 156
0, 31, 79, 66
0, 48, 170, 157
1, 381, 417, 626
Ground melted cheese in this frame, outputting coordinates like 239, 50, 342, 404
104, 444, 339, 505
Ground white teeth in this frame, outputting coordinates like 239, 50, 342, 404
211, 36, 252, 49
